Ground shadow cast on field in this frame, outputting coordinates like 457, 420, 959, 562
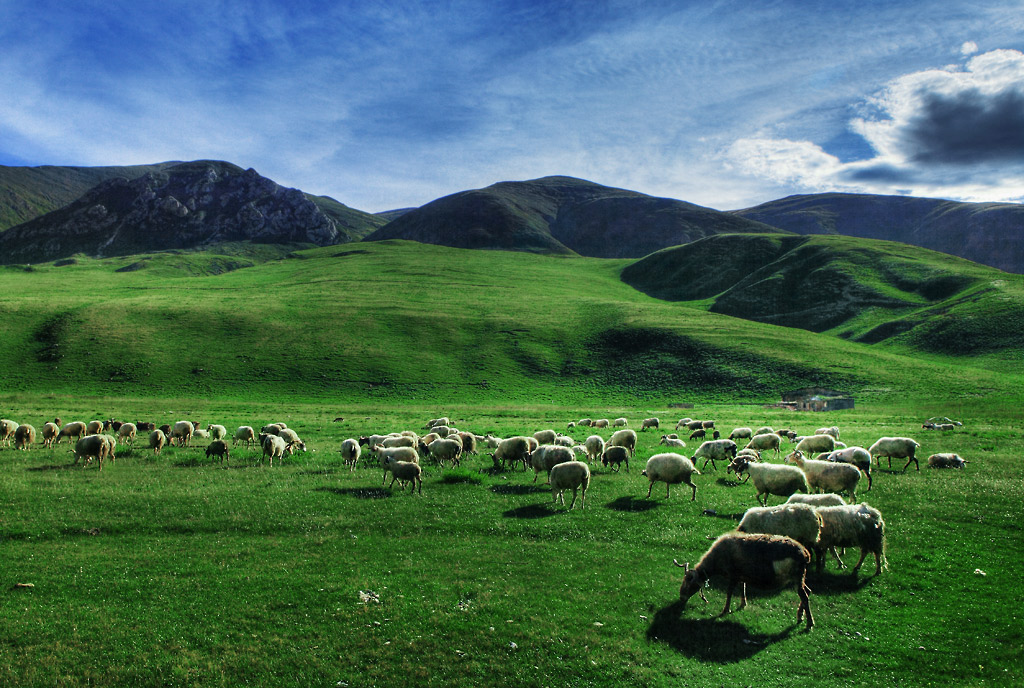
26, 462, 79, 472
314, 486, 392, 500
808, 568, 877, 595
489, 484, 547, 496
503, 503, 558, 519
715, 477, 746, 488
646, 600, 797, 662
605, 496, 659, 512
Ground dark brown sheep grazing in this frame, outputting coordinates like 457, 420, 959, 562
675, 532, 814, 629
689, 428, 706, 440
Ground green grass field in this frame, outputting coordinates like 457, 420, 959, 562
1, 238, 1023, 686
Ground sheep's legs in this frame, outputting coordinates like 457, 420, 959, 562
688, 480, 697, 501
720, 582, 737, 616
797, 582, 814, 629
646, 482, 654, 499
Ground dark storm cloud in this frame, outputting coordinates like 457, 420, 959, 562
906, 88, 1024, 164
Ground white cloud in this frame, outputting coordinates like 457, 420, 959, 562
961, 41, 979, 56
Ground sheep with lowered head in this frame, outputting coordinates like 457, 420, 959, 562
340, 438, 361, 470
785, 450, 860, 502
641, 453, 699, 500
373, 445, 419, 482
823, 446, 873, 490
57, 421, 88, 444
278, 428, 307, 452
592, 419, 610, 429
795, 434, 835, 456
117, 422, 137, 445
613, 417, 628, 427
530, 445, 575, 483
149, 429, 167, 454
600, 445, 630, 472
814, 503, 887, 575
14, 424, 36, 450
41, 422, 59, 448
424, 437, 463, 468
73, 434, 109, 469
584, 435, 605, 463
674, 532, 814, 629
233, 426, 257, 448
736, 502, 822, 557
171, 421, 195, 447
728, 427, 753, 441
868, 437, 921, 472
927, 453, 968, 469
674, 418, 692, 430
786, 493, 847, 508
728, 455, 809, 506
534, 429, 557, 445
608, 428, 637, 457
549, 461, 590, 510
745, 433, 781, 458
691, 439, 738, 471
641, 417, 660, 431
490, 436, 531, 472
205, 440, 230, 465
659, 435, 687, 449
384, 456, 422, 494
207, 424, 228, 441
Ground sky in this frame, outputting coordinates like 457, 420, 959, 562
1, 0, 1022, 212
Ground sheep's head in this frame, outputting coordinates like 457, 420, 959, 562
785, 450, 803, 465
726, 456, 748, 475
674, 560, 708, 607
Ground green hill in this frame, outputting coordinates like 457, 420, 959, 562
365, 176, 784, 258
622, 233, 1024, 360
0, 239, 1020, 405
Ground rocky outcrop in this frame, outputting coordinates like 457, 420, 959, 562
0, 161, 343, 263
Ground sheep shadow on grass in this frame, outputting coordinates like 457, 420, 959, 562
806, 568, 877, 595
25, 462, 79, 472
646, 600, 796, 662
502, 503, 559, 519
489, 484, 547, 496
605, 496, 659, 512
314, 486, 392, 500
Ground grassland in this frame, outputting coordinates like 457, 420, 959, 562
1, 238, 1022, 686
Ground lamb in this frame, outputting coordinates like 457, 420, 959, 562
795, 434, 835, 456
149, 429, 167, 454
41, 422, 60, 448
73, 434, 109, 469
424, 437, 463, 468
815, 503, 887, 575
278, 428, 307, 452
57, 421, 88, 444
0, 419, 17, 446
600, 445, 630, 472
207, 424, 228, 441
786, 493, 847, 508
534, 429, 557, 445
785, 451, 860, 501
549, 461, 591, 510
233, 426, 257, 448
117, 422, 137, 445
736, 503, 822, 556
728, 427, 753, 441
340, 438, 361, 470
691, 439, 738, 471
927, 453, 968, 469
489, 436, 531, 472
613, 417, 628, 427
530, 445, 575, 483
824, 446, 873, 490
674, 532, 814, 629
171, 421, 195, 447
727, 455, 809, 506
205, 440, 230, 465
608, 428, 637, 457
745, 433, 781, 458
641, 453, 699, 500
659, 436, 687, 449
14, 424, 36, 450
384, 456, 423, 494
815, 426, 840, 439
641, 417, 660, 431
868, 437, 921, 472
584, 435, 605, 463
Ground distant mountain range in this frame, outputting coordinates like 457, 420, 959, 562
0, 160, 1020, 272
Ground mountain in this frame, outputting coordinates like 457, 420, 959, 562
622, 233, 1024, 356
0, 161, 184, 231
733, 193, 1024, 274
0, 161, 382, 264
364, 176, 784, 257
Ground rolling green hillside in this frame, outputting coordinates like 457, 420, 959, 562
0, 240, 1020, 406
621, 234, 1024, 363
365, 176, 784, 258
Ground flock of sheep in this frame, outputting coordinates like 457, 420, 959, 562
0, 411, 972, 630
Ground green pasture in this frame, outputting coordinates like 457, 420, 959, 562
0, 397, 1021, 687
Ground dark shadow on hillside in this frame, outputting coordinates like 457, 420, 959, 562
806, 568, 877, 594
490, 484, 546, 496
646, 600, 797, 662
315, 486, 391, 500
503, 503, 558, 519
605, 496, 659, 512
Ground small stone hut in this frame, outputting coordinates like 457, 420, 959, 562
781, 388, 855, 412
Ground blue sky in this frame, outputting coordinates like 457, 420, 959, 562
1, 0, 1022, 211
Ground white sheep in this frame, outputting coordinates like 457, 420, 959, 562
754, 426, 774, 436
490, 436, 531, 471
278, 428, 307, 452
425, 437, 462, 468
691, 439, 738, 471
233, 426, 256, 448
785, 451, 860, 501
207, 424, 228, 441
745, 433, 781, 458
641, 453, 699, 500
530, 445, 575, 483
815, 503, 887, 575
171, 421, 195, 447
584, 435, 605, 463
149, 429, 167, 454
592, 419, 610, 428
674, 532, 814, 629
41, 422, 60, 448
868, 437, 921, 472
728, 455, 809, 506
86, 420, 104, 435
57, 421, 88, 444
577, 418, 593, 427
384, 456, 423, 494
14, 424, 36, 450
383, 434, 416, 449
736, 502, 823, 557
533, 429, 557, 445
192, 429, 210, 440
674, 417, 692, 430
0, 419, 17, 447
570, 444, 589, 461
482, 433, 502, 449
815, 426, 840, 439
340, 438, 361, 470
117, 422, 137, 445
424, 417, 450, 429
608, 428, 637, 457
261, 434, 293, 467
373, 445, 419, 483
795, 434, 835, 455
553, 435, 574, 448
612, 417, 628, 427
786, 493, 847, 507
73, 434, 109, 469
659, 436, 687, 449
728, 427, 753, 441
824, 446, 873, 490
456, 432, 477, 455
549, 461, 591, 510
927, 453, 968, 469
641, 417, 660, 431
